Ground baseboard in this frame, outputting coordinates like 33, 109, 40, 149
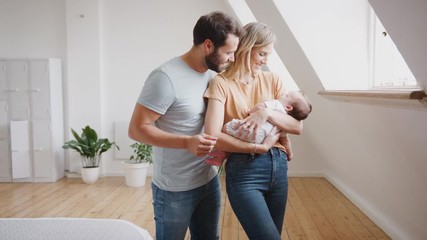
105, 172, 124, 177
65, 171, 80, 178
66, 171, 109, 179
105, 170, 316, 178
105, 171, 309, 178
324, 174, 402, 240
288, 171, 324, 177
106, 171, 153, 177
0, 177, 12, 182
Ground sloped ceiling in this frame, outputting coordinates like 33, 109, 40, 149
244, 0, 323, 94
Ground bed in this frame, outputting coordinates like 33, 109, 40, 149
0, 218, 153, 240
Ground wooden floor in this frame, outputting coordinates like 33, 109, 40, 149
0, 177, 390, 240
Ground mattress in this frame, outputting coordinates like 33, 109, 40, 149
0, 218, 153, 240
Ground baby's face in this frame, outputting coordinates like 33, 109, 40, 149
280, 91, 300, 104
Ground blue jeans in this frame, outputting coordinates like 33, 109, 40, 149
151, 176, 221, 240
226, 148, 288, 240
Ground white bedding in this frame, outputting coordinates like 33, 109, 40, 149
0, 218, 153, 240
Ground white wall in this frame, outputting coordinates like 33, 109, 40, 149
65, 0, 103, 173
0, 0, 66, 59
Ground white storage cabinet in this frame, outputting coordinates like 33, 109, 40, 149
0, 59, 64, 182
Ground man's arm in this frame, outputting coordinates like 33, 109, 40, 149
128, 103, 217, 157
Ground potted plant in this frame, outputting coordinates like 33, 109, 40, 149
63, 125, 119, 184
123, 142, 153, 187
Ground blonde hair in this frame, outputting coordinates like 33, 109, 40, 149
223, 22, 276, 80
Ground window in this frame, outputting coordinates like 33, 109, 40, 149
370, 9, 418, 89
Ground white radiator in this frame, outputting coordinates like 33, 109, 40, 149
113, 121, 134, 159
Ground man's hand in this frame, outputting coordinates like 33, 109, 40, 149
186, 133, 218, 157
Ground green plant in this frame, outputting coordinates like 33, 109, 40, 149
129, 142, 153, 164
218, 161, 226, 176
63, 125, 119, 168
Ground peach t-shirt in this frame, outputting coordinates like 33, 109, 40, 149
204, 71, 287, 152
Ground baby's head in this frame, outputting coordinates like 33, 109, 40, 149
279, 91, 312, 120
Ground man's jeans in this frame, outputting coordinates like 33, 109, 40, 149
152, 176, 221, 240
226, 148, 288, 240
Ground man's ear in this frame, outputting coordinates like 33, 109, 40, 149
203, 39, 214, 54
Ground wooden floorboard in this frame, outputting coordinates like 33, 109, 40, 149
0, 177, 390, 240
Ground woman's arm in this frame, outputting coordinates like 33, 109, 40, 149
239, 108, 303, 135
204, 99, 280, 154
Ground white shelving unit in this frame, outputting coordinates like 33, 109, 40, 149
0, 59, 64, 182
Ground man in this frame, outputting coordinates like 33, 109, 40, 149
128, 11, 244, 239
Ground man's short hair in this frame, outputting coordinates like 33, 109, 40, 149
193, 11, 244, 48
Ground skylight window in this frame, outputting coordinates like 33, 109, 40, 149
369, 9, 418, 89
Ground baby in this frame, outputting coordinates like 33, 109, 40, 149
205, 91, 312, 166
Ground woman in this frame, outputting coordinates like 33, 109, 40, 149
204, 22, 303, 239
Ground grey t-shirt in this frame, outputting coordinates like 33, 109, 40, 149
138, 57, 217, 191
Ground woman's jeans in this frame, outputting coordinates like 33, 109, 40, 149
226, 148, 288, 240
152, 175, 221, 240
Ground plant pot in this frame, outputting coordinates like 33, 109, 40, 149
123, 161, 149, 187
81, 167, 100, 184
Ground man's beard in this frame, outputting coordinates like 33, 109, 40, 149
205, 50, 228, 73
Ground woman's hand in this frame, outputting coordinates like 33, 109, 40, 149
237, 108, 270, 138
